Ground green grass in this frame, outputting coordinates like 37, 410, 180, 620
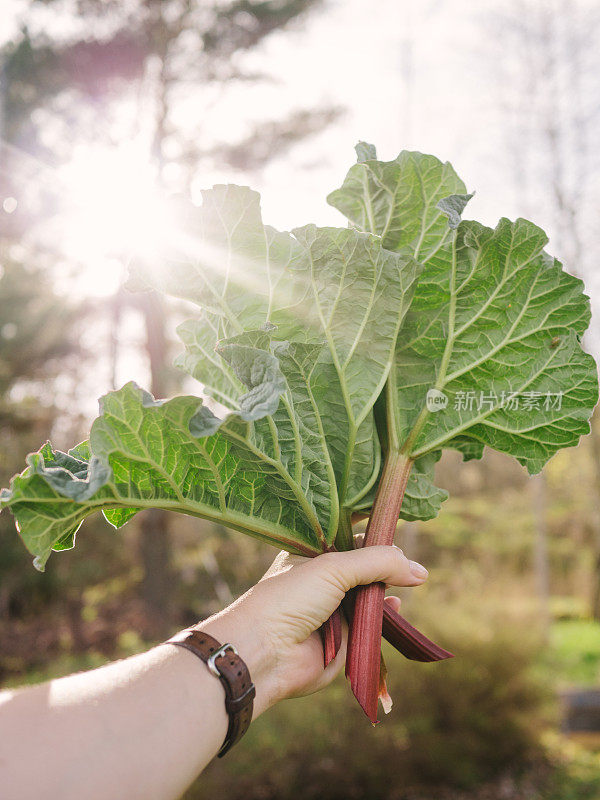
545, 619, 600, 685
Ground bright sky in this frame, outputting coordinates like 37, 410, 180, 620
199, 0, 509, 231
1, 0, 589, 266
2, 0, 600, 405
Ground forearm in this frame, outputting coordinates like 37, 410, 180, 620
0, 546, 427, 800
0, 616, 273, 800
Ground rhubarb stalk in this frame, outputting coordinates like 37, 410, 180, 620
343, 588, 453, 663
318, 557, 452, 669
319, 605, 343, 666
382, 601, 453, 662
345, 449, 413, 722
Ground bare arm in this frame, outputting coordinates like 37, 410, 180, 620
0, 546, 428, 800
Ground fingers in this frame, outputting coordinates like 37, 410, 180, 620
314, 545, 428, 594
384, 595, 402, 614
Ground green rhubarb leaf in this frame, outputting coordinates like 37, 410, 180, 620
327, 146, 467, 258
355, 141, 378, 163
175, 312, 244, 408
3, 183, 424, 561
0, 444, 116, 570
134, 186, 421, 516
400, 453, 449, 522
391, 217, 598, 473
437, 193, 474, 230
330, 144, 597, 510
328, 146, 470, 518
131, 185, 304, 340
286, 224, 421, 507
0, 359, 336, 568
6, 154, 596, 571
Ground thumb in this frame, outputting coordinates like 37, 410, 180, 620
310, 545, 428, 594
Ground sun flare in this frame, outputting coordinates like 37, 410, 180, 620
58, 142, 178, 296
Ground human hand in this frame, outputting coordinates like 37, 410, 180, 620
202, 546, 428, 717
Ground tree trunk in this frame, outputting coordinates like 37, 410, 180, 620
588, 413, 600, 620
135, 2, 178, 635
531, 473, 551, 639
139, 504, 172, 632
138, 290, 173, 634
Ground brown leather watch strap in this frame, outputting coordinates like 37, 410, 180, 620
165, 628, 255, 757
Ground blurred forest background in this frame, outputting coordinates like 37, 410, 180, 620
2, 1, 600, 798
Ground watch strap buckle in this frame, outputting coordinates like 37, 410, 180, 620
207, 642, 239, 677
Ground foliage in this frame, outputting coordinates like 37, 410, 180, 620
0, 257, 81, 614
0, 258, 79, 410
0, 0, 332, 189
1, 145, 597, 573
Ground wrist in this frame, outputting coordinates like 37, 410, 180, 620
201, 608, 279, 718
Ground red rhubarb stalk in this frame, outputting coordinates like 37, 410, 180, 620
382, 601, 453, 662
345, 449, 413, 722
343, 588, 453, 663
319, 605, 343, 666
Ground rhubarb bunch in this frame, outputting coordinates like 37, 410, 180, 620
1, 145, 597, 724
